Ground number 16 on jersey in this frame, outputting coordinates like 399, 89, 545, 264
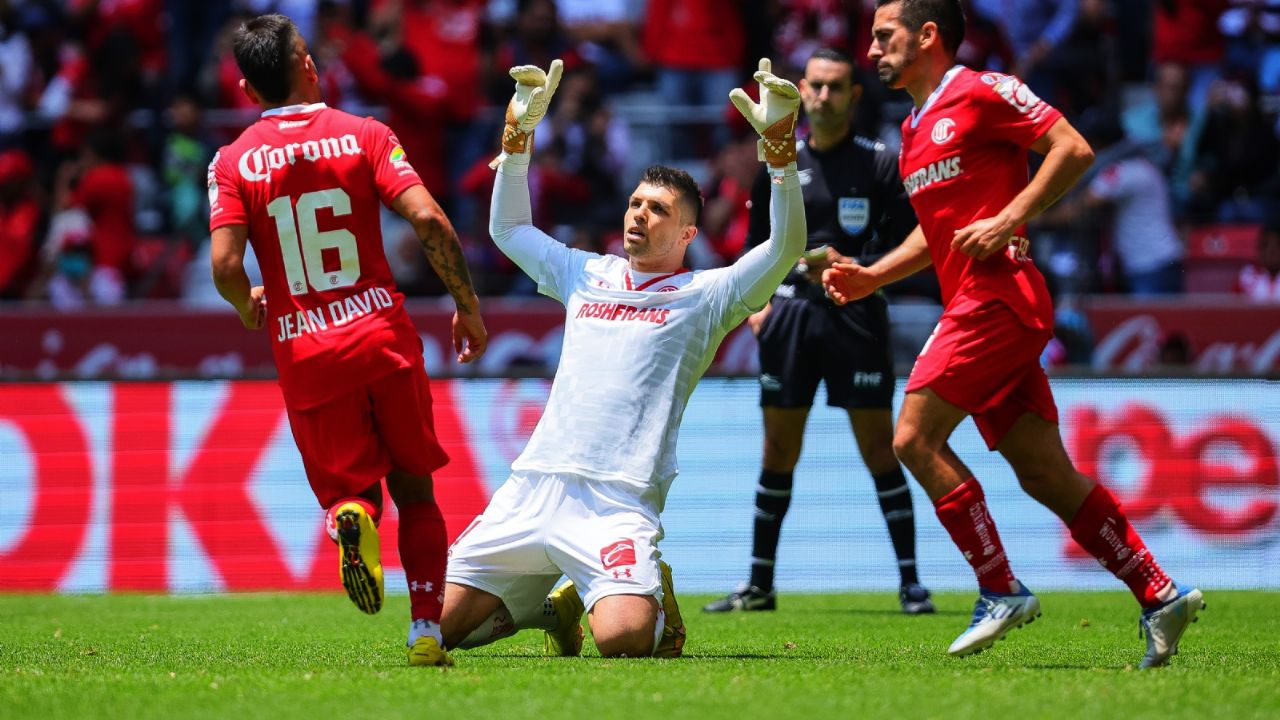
267, 187, 361, 295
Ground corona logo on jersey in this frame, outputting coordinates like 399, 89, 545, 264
237, 134, 363, 182
904, 155, 962, 196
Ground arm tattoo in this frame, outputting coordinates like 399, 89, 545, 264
420, 219, 478, 313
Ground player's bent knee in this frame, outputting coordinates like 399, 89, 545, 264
594, 628, 657, 658
590, 594, 659, 658
892, 430, 929, 467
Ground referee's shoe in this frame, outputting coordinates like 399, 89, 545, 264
702, 584, 776, 613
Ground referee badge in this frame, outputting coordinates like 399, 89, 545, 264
838, 197, 869, 235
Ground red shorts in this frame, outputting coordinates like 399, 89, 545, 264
905, 301, 1058, 449
285, 363, 450, 509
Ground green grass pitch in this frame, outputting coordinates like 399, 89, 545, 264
2, 591, 1276, 719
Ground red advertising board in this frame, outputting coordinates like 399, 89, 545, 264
5, 297, 1277, 379
1084, 297, 1280, 373
0, 379, 1275, 592
0, 300, 762, 379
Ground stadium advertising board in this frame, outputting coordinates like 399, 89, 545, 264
1085, 298, 1280, 373
1, 379, 1275, 593
5, 300, 1279, 379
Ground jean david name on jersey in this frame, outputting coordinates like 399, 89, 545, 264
904, 155, 962, 197
239, 134, 362, 182
276, 286, 395, 342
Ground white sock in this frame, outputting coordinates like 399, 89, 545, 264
650, 609, 666, 656
533, 594, 560, 631
407, 619, 443, 647
454, 606, 518, 649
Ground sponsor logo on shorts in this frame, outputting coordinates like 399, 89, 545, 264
759, 374, 782, 392
600, 539, 637, 570
854, 371, 883, 387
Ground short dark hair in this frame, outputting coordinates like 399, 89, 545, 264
806, 47, 860, 87
876, 0, 966, 57
808, 47, 855, 69
639, 165, 703, 226
233, 14, 299, 104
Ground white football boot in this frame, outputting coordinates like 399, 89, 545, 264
948, 582, 1041, 657
1139, 585, 1205, 668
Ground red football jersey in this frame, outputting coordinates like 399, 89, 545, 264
898, 67, 1061, 329
209, 103, 425, 409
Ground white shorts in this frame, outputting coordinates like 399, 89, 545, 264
446, 470, 664, 625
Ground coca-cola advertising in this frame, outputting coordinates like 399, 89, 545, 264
1085, 298, 1280, 374
2, 379, 1275, 593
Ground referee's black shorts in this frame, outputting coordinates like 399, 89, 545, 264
756, 294, 895, 410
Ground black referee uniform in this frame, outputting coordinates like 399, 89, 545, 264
744, 132, 916, 411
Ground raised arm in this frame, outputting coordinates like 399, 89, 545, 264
486, 60, 580, 288
725, 58, 806, 309
391, 185, 487, 363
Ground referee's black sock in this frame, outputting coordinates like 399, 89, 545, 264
872, 467, 920, 586
749, 469, 793, 592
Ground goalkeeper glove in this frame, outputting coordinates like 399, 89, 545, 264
490, 59, 564, 168
728, 58, 801, 170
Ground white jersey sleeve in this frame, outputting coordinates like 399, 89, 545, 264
695, 168, 806, 326
489, 152, 595, 303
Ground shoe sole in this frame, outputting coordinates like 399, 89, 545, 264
544, 582, 586, 657
655, 561, 686, 658
901, 601, 937, 615
336, 506, 382, 615
701, 599, 776, 613
1141, 590, 1206, 668
950, 602, 1042, 657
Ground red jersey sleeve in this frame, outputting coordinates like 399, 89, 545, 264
361, 118, 424, 207
971, 72, 1062, 149
208, 149, 247, 230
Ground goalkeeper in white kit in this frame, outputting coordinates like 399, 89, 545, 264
438, 59, 806, 660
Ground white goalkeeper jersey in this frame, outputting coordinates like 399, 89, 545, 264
489, 154, 805, 510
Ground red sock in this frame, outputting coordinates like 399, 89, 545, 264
397, 501, 448, 623
934, 478, 1016, 593
1069, 484, 1171, 608
324, 498, 381, 542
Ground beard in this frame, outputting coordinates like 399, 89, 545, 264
877, 44, 918, 88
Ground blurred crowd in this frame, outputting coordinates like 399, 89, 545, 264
0, 0, 1278, 311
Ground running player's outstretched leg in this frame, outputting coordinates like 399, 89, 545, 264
325, 494, 384, 616
998, 413, 1204, 668
894, 390, 1040, 657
